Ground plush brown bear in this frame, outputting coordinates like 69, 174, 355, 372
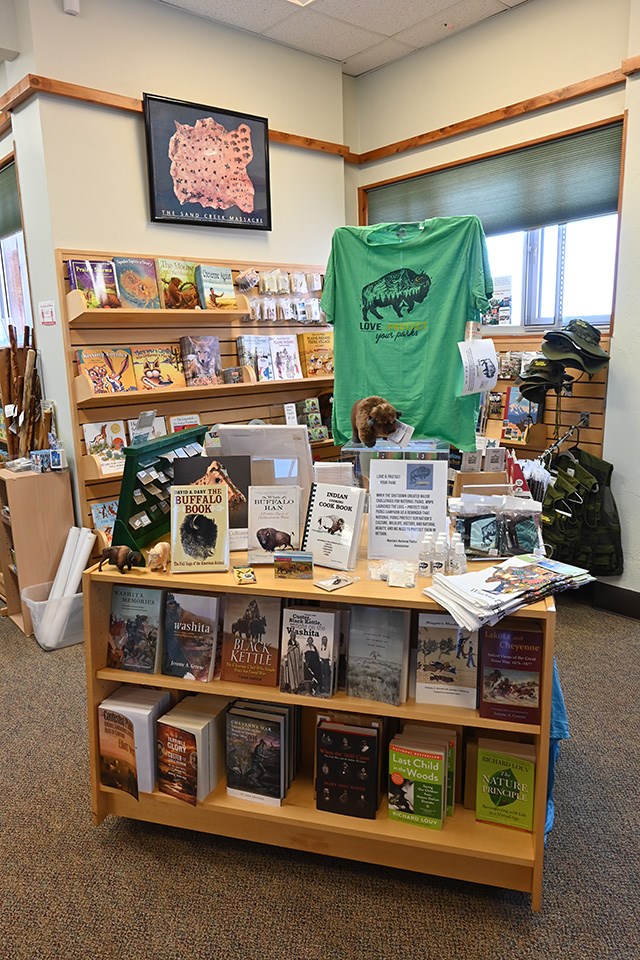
350, 396, 402, 447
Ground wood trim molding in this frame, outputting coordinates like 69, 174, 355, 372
621, 55, 640, 77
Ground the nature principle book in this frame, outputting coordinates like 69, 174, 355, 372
280, 606, 339, 698
346, 605, 411, 707
475, 738, 536, 832
131, 344, 186, 390
247, 485, 301, 564
170, 484, 230, 573
179, 335, 223, 386
162, 592, 220, 682
301, 482, 366, 571
368, 459, 448, 561
298, 329, 334, 377
270, 334, 303, 380
82, 420, 127, 476
173, 454, 250, 551
113, 256, 161, 309
478, 618, 543, 725
416, 613, 479, 709
75, 347, 137, 395
156, 258, 199, 309
107, 585, 163, 673
68, 259, 121, 309
220, 594, 282, 687
388, 738, 447, 830
195, 264, 237, 310
90, 498, 119, 547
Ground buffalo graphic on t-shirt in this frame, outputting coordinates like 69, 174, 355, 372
361, 268, 431, 321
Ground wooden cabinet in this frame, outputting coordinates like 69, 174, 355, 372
83, 560, 555, 911
0, 468, 75, 634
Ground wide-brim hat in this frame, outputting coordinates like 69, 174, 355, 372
516, 357, 574, 386
543, 318, 609, 360
517, 384, 549, 405
541, 340, 609, 374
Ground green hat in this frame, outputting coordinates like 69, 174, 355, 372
516, 357, 573, 385
541, 340, 608, 374
543, 319, 609, 360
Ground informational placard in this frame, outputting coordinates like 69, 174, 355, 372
368, 459, 448, 561
457, 338, 499, 396
39, 300, 57, 326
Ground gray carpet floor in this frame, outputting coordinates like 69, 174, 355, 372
1, 593, 639, 960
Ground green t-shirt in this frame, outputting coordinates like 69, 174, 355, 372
321, 217, 493, 451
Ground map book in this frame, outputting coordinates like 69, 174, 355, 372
226, 707, 286, 806
476, 738, 536, 831
316, 721, 380, 819
68, 259, 121, 309
479, 618, 543, 725
170, 484, 230, 573
415, 612, 479, 709
298, 329, 334, 377
162, 592, 220, 682
220, 594, 282, 686
75, 347, 137, 395
173, 454, 251, 551
131, 344, 186, 390
280, 606, 339, 698
346, 605, 411, 707
195, 264, 237, 310
301, 482, 367, 571
156, 258, 199, 309
112, 256, 161, 309
247, 484, 301, 564
270, 334, 303, 380
106, 585, 163, 673
179, 335, 223, 386
98, 686, 170, 795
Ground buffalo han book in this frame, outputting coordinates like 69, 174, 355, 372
107, 585, 163, 673
301, 482, 367, 570
479, 619, 543, 725
226, 707, 286, 806
131, 344, 186, 390
162, 592, 220, 682
416, 613, 479, 709
75, 347, 137, 395
388, 737, 447, 830
247, 485, 301, 564
98, 686, 171, 795
298, 330, 334, 377
270, 334, 303, 380
113, 256, 161, 309
173, 454, 250, 551
346, 605, 411, 707
316, 721, 380, 819
68, 258, 121, 309
476, 738, 536, 832
156, 258, 199, 309
195, 264, 237, 310
280, 606, 339, 698
179, 335, 222, 386
170, 484, 230, 573
220, 594, 282, 687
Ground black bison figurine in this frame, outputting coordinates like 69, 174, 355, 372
98, 545, 143, 573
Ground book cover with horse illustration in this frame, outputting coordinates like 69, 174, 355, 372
220, 594, 282, 687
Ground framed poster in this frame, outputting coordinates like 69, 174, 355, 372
143, 93, 272, 231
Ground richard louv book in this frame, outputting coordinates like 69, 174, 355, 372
416, 613, 479, 709
247, 485, 301, 564
346, 605, 411, 707
98, 686, 171, 795
68, 259, 121, 309
179, 335, 223, 386
107, 585, 163, 673
157, 694, 230, 804
131, 344, 186, 390
301, 482, 366, 570
195, 264, 237, 310
173, 454, 250, 551
400, 723, 457, 818
368, 459, 448, 561
388, 737, 447, 830
220, 594, 282, 686
270, 334, 303, 380
170, 484, 230, 573
280, 606, 339, 698
476, 738, 536, 831
113, 257, 161, 309
226, 707, 286, 806
316, 721, 380, 819
162, 592, 220, 682
479, 619, 543, 725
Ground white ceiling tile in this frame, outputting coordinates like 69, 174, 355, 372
156, 0, 296, 34
393, 0, 506, 47
263, 9, 387, 61
342, 38, 418, 78
313, 0, 454, 37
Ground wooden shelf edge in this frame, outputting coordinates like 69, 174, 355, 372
67, 289, 251, 324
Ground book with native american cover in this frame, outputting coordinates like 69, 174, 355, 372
476, 738, 536, 831
316, 721, 380, 819
225, 707, 286, 807
107, 585, 163, 674
68, 259, 121, 309
156, 694, 230, 805
162, 592, 220, 682
478, 618, 543, 725
195, 264, 237, 310
298, 330, 334, 377
170, 484, 230, 573
113, 256, 161, 309
280, 606, 338, 698
179, 335, 223, 387
131, 344, 186, 390
173, 454, 250, 551
156, 258, 199, 309
415, 613, 478, 709
97, 708, 139, 798
270, 334, 303, 381
75, 347, 137, 395
220, 594, 282, 687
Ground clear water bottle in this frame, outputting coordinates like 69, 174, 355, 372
418, 532, 434, 578
448, 541, 468, 575
432, 539, 447, 576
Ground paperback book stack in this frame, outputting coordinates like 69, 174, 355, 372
98, 685, 171, 798
423, 554, 594, 633
475, 738, 536, 832
157, 694, 232, 805
225, 700, 301, 806
388, 724, 457, 830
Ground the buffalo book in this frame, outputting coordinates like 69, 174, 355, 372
220, 595, 282, 687
226, 707, 286, 806
173, 454, 250, 551
270, 334, 303, 380
98, 686, 170, 796
346, 605, 411, 707
415, 613, 478, 709
106, 585, 163, 673
298, 330, 334, 377
195, 264, 237, 310
247, 485, 301, 564
388, 736, 447, 830
179, 335, 222, 386
162, 592, 220, 682
75, 347, 137, 395
68, 258, 121, 309
280, 606, 339, 697
170, 484, 230, 573
479, 619, 543, 725
131, 344, 186, 389
156, 258, 199, 309
113, 256, 161, 309
316, 721, 379, 819
476, 738, 536, 831
301, 482, 366, 571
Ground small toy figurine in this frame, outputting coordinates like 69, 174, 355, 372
98, 545, 143, 574
350, 396, 402, 447
147, 540, 171, 572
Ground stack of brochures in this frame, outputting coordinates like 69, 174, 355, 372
423, 554, 593, 633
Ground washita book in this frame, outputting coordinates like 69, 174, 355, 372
113, 256, 161, 309
195, 264, 237, 310
170, 484, 230, 573
162, 592, 220, 682
107, 585, 163, 673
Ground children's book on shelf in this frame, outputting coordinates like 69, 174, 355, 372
220, 594, 282, 687
195, 264, 237, 310
270, 334, 303, 381
162, 592, 220, 682
478, 619, 543, 725
226, 706, 286, 806
173, 454, 251, 551
368, 459, 448, 561
106, 585, 163, 673
127, 416, 167, 443
170, 484, 230, 573
247, 485, 301, 564
90, 498, 119, 546
501, 387, 539, 444
157, 694, 230, 805
82, 420, 127, 476
98, 686, 171, 795
236, 334, 273, 382
113, 256, 161, 309
316, 721, 380, 819
301, 482, 366, 571
280, 606, 339, 698
131, 344, 186, 390
346, 605, 411, 707
388, 736, 447, 830
156, 258, 199, 309
179, 335, 223, 386
169, 413, 201, 433
75, 347, 137, 395
475, 738, 536, 831
298, 330, 334, 377
415, 613, 479, 709
68, 258, 121, 309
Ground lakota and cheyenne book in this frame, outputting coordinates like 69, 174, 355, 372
90, 498, 119, 547
98, 708, 138, 798
346, 605, 411, 707
247, 485, 301, 564
179, 335, 223, 386
316, 721, 380, 819
173, 454, 250, 551
476, 738, 536, 831
68, 259, 121, 309
156, 258, 199, 309
220, 594, 282, 687
388, 738, 447, 830
131, 344, 186, 390
479, 618, 543, 725
98, 686, 170, 794
270, 334, 303, 380
107, 585, 163, 673
113, 256, 161, 309
298, 330, 334, 377
82, 420, 127, 476
195, 264, 237, 310
75, 347, 137, 395
416, 613, 479, 709
280, 606, 338, 698
301, 482, 367, 571
226, 707, 285, 806
170, 484, 230, 573
162, 592, 220, 682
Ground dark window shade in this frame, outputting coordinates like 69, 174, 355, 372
0, 162, 22, 241
366, 122, 623, 236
